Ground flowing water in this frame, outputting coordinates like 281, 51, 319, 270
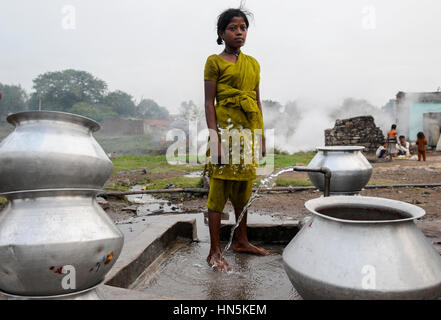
222, 166, 295, 255
129, 213, 302, 299
120, 167, 303, 299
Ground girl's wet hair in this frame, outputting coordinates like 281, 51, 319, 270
417, 131, 425, 139
216, 8, 252, 45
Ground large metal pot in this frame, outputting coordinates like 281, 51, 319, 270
0, 190, 124, 296
307, 146, 372, 194
0, 111, 113, 193
283, 196, 441, 299
0, 111, 124, 297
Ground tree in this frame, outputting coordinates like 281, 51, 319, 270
137, 99, 169, 119
69, 103, 119, 122
0, 83, 28, 116
180, 100, 203, 122
29, 69, 107, 111
69, 102, 101, 121
102, 90, 136, 117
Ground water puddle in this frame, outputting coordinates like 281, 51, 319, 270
130, 241, 300, 300
183, 171, 203, 178
126, 185, 183, 216
126, 213, 301, 299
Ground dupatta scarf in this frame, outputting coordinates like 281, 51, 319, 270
203, 52, 264, 181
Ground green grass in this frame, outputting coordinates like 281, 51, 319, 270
142, 177, 204, 190
274, 178, 313, 187
252, 177, 313, 187
273, 152, 316, 169
104, 183, 131, 192
94, 134, 159, 156
111, 152, 316, 176
111, 155, 204, 176
368, 179, 396, 186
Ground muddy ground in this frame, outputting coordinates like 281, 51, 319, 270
98, 151, 441, 252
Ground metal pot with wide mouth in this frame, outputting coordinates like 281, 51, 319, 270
0, 190, 123, 296
282, 196, 441, 299
0, 111, 123, 298
0, 111, 113, 193
307, 146, 372, 195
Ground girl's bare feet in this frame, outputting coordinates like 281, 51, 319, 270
207, 251, 232, 272
232, 241, 270, 256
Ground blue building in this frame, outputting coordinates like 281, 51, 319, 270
395, 91, 441, 146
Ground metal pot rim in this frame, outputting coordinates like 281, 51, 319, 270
7, 111, 100, 132
0, 188, 102, 199
305, 196, 425, 224
316, 146, 365, 152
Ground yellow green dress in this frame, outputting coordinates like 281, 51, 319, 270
203, 51, 264, 181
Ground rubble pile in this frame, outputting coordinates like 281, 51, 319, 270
325, 116, 385, 153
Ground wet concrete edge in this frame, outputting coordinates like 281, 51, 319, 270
105, 218, 197, 289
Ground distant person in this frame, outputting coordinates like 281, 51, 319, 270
376, 143, 387, 158
386, 124, 398, 157
107, 152, 112, 158
416, 131, 428, 161
112, 152, 117, 159
396, 135, 410, 157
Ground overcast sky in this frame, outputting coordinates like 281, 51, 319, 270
1, 0, 441, 113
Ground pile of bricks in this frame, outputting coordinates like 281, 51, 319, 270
324, 116, 385, 153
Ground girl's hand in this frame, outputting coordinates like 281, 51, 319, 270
261, 136, 266, 159
218, 139, 226, 164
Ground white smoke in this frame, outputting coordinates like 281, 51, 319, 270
263, 97, 395, 154
329, 98, 395, 135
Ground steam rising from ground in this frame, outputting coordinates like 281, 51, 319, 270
262, 98, 395, 154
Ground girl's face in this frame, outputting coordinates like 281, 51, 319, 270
221, 16, 247, 49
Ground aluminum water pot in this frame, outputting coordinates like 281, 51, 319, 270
0, 111, 123, 297
283, 196, 441, 299
307, 146, 372, 194
0, 190, 124, 296
0, 111, 113, 193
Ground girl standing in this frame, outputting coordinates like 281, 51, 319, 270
416, 131, 428, 161
203, 8, 269, 272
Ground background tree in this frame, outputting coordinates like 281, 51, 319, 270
180, 100, 203, 122
28, 69, 107, 111
102, 90, 136, 117
136, 98, 169, 119
69, 102, 101, 121
68, 102, 119, 122
0, 83, 28, 116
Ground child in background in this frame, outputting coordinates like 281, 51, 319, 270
386, 124, 398, 157
416, 132, 428, 161
376, 143, 387, 158
396, 135, 411, 157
